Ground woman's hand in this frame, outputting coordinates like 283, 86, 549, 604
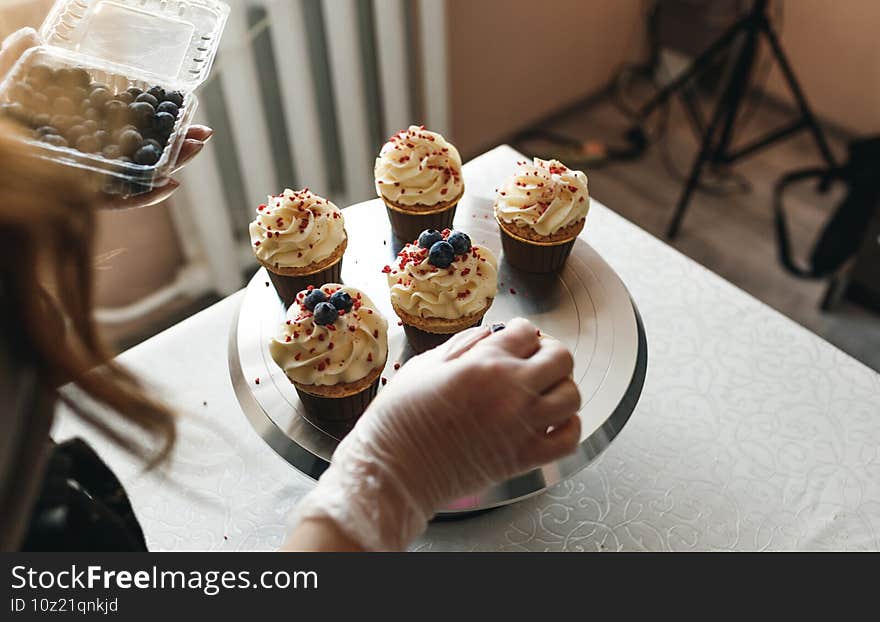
285, 317, 582, 551
0, 27, 211, 209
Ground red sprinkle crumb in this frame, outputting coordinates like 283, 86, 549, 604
381, 377, 388, 385
254, 378, 260, 385
394, 362, 401, 370
509, 288, 517, 295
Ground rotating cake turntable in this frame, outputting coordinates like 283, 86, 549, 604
228, 194, 647, 516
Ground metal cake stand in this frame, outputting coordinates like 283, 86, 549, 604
228, 195, 648, 515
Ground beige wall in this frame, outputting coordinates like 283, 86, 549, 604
765, 0, 880, 135
447, 0, 880, 157
446, 0, 646, 157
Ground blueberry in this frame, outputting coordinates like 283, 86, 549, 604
33, 113, 51, 127
53, 96, 76, 115
105, 99, 130, 126
65, 124, 88, 144
94, 130, 110, 148
82, 107, 99, 121
428, 240, 455, 268
128, 101, 154, 127
148, 86, 165, 101
49, 114, 74, 131
447, 230, 471, 255
89, 87, 112, 108
55, 68, 74, 87
102, 144, 121, 160
71, 86, 88, 103
117, 128, 143, 156
142, 138, 162, 150
312, 302, 339, 326
127, 86, 143, 98
75, 134, 100, 153
26, 64, 53, 87
418, 229, 443, 249
82, 119, 98, 133
156, 100, 178, 117
45, 85, 64, 100
116, 91, 134, 104
135, 92, 158, 108
152, 111, 175, 134
303, 289, 327, 311
329, 290, 353, 312
31, 93, 49, 113
133, 143, 161, 165
41, 134, 68, 147
70, 68, 91, 89
164, 90, 184, 107
35, 125, 58, 136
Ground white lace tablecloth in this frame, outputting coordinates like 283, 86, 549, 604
53, 146, 880, 551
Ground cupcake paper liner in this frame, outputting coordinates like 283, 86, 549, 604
403, 317, 483, 354
499, 226, 576, 274
385, 203, 457, 244
295, 377, 380, 438
266, 258, 343, 308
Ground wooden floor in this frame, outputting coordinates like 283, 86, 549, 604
519, 86, 880, 372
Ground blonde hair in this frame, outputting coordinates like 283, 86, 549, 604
0, 121, 175, 465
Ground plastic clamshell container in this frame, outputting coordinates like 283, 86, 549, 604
0, 0, 229, 195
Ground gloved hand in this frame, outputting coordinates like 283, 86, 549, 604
289, 317, 582, 551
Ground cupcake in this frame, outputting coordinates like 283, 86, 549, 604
269, 284, 388, 432
250, 188, 347, 307
374, 125, 463, 243
494, 158, 590, 273
384, 228, 498, 353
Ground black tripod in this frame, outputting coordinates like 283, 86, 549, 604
631, 0, 837, 238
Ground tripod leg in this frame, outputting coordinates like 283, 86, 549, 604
761, 19, 837, 168
667, 86, 734, 239
636, 13, 749, 120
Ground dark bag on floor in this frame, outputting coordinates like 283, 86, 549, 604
774, 136, 880, 278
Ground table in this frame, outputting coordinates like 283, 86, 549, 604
53, 146, 880, 551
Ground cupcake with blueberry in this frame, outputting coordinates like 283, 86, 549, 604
269, 284, 388, 431
374, 125, 463, 242
494, 158, 590, 273
384, 228, 498, 353
250, 188, 347, 307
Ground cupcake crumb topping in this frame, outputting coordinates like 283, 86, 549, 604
269, 284, 387, 386
374, 126, 463, 207
494, 158, 590, 237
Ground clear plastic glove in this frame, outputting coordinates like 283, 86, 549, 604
290, 317, 582, 551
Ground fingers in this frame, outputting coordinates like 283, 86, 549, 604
184, 125, 214, 143
524, 339, 574, 393
437, 325, 492, 360
107, 179, 180, 210
170, 126, 213, 173
530, 378, 581, 429
479, 317, 540, 358
0, 28, 38, 78
170, 139, 205, 173
529, 415, 581, 466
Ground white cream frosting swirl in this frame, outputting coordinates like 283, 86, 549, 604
249, 188, 346, 269
494, 158, 590, 237
269, 284, 388, 387
385, 235, 498, 320
374, 125, 463, 207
